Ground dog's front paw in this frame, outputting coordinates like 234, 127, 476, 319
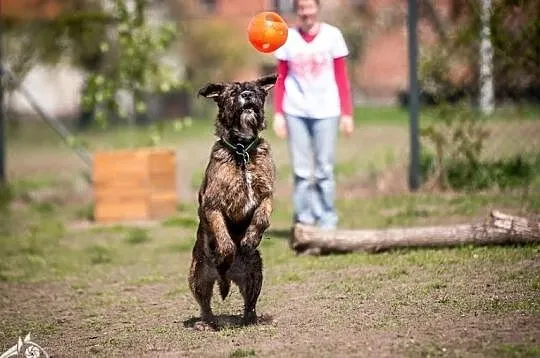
215, 237, 236, 264
240, 236, 260, 253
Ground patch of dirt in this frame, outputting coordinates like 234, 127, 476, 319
1, 251, 539, 357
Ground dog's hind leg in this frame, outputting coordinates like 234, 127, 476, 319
230, 250, 263, 325
188, 258, 218, 330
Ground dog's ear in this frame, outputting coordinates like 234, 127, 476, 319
254, 74, 278, 92
198, 83, 225, 99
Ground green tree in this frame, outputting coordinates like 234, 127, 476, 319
2, 0, 110, 86
419, 0, 540, 103
180, 19, 252, 116
82, 0, 182, 128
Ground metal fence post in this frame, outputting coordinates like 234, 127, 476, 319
408, 0, 421, 191
0, 23, 5, 186
0, 88, 4, 186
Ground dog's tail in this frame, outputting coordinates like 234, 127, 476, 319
217, 271, 231, 300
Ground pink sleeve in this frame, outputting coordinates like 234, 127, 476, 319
273, 60, 288, 115
334, 56, 353, 116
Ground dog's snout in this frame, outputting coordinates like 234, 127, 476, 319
240, 91, 253, 99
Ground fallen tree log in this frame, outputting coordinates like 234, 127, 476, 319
291, 210, 540, 255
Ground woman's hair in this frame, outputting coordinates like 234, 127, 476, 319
293, 0, 321, 12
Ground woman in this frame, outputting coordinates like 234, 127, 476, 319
273, 0, 354, 230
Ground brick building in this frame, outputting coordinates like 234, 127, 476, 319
0, 0, 62, 20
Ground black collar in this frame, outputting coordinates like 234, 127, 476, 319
220, 137, 259, 167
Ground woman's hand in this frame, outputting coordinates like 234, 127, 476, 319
339, 115, 354, 137
273, 113, 288, 139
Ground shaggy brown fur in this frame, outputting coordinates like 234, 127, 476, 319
188, 74, 277, 330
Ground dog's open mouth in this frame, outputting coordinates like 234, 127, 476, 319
240, 108, 256, 122
239, 106, 258, 121
241, 102, 258, 111
239, 107, 258, 132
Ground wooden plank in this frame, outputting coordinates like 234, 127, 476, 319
149, 175, 176, 191
148, 199, 177, 218
148, 150, 176, 174
148, 192, 177, 218
93, 151, 150, 182
93, 177, 150, 190
149, 192, 177, 201
94, 187, 149, 201
148, 150, 176, 192
94, 200, 149, 222
93, 169, 148, 183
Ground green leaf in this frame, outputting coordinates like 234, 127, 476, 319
136, 101, 147, 114
99, 42, 109, 53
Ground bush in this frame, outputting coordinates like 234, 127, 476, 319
420, 102, 490, 189
181, 20, 253, 117
82, 0, 181, 127
418, 0, 540, 105
421, 150, 540, 191
419, 101, 540, 191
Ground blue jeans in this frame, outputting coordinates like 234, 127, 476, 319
285, 114, 339, 229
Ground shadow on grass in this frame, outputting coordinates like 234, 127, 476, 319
183, 314, 274, 331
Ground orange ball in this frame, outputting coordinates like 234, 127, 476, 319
247, 11, 288, 53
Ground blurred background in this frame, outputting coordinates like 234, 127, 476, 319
1, 3, 539, 354
1, 0, 539, 225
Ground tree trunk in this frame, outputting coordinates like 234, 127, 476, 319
291, 211, 540, 255
479, 0, 494, 114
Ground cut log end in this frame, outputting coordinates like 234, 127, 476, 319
291, 210, 540, 256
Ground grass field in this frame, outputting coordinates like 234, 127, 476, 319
0, 105, 539, 357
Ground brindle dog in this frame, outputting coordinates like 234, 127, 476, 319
188, 74, 277, 330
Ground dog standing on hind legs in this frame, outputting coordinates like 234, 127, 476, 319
188, 74, 277, 330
